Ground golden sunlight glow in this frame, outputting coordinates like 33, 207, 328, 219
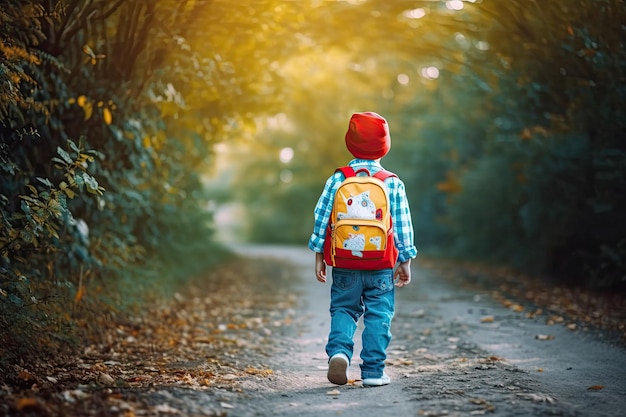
279, 147, 294, 164
476, 41, 490, 51
397, 73, 410, 85
421, 66, 440, 80
445, 1, 464, 11
404, 8, 426, 19
267, 112, 293, 131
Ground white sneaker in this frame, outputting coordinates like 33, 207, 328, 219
362, 372, 390, 386
327, 353, 349, 385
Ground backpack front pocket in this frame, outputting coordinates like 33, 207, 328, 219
332, 219, 388, 259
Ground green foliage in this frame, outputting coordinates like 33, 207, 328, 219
445, 134, 592, 268
224, 0, 625, 289
1, 0, 624, 372
0, 0, 47, 123
0, 0, 254, 369
1, 138, 103, 362
437, 0, 626, 288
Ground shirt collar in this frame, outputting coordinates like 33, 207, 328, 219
348, 158, 383, 168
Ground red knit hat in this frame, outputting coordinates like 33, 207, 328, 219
345, 112, 391, 159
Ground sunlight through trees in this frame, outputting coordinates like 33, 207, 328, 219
1, 0, 624, 369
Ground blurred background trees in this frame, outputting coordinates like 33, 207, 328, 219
1, 0, 624, 367
226, 0, 625, 290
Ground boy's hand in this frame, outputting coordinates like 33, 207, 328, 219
394, 260, 411, 287
315, 252, 327, 283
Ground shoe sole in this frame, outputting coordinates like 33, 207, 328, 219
362, 375, 390, 387
362, 380, 390, 387
327, 356, 348, 385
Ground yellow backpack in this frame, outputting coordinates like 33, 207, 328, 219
323, 166, 398, 270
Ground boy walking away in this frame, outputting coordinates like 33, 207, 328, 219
308, 112, 417, 387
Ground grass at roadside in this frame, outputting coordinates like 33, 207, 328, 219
0, 243, 234, 385
0, 255, 300, 416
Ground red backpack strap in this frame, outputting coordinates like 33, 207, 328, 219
336, 166, 396, 180
373, 169, 397, 181
335, 166, 356, 178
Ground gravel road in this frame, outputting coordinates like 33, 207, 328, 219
224, 244, 626, 417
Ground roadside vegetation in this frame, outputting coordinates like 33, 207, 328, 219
1, 0, 624, 382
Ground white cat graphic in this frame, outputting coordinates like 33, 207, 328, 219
337, 190, 376, 220
369, 236, 382, 250
343, 233, 365, 257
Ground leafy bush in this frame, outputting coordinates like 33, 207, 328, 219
0, 0, 233, 369
439, 0, 626, 288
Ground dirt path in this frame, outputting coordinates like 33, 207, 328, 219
226, 244, 626, 417
4, 244, 625, 416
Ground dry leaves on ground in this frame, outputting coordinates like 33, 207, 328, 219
421, 258, 626, 343
0, 257, 300, 417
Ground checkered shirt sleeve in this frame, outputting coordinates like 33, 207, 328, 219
307, 171, 342, 253
387, 176, 418, 262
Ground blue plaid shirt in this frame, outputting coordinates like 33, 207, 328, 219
308, 159, 417, 263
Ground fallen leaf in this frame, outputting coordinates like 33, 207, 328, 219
388, 358, 414, 366
481, 316, 495, 323
17, 370, 35, 381
587, 385, 605, 391
245, 367, 273, 376
418, 410, 449, 416
15, 397, 39, 411
97, 373, 115, 386
480, 356, 502, 364
470, 398, 487, 405
469, 397, 496, 414
93, 363, 108, 372
550, 315, 565, 323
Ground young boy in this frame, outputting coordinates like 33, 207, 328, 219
308, 111, 417, 387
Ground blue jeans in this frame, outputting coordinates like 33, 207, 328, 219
325, 267, 395, 379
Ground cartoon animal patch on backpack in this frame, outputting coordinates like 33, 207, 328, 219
337, 190, 376, 220
343, 233, 366, 257
323, 166, 399, 270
